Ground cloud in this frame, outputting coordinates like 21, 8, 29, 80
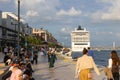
95, 31, 113, 35
61, 27, 71, 34
15, 0, 60, 26
20, 0, 60, 14
26, 10, 39, 17
91, 0, 120, 21
56, 7, 82, 16
61, 28, 66, 32
0, 0, 9, 2
13, 0, 82, 27
115, 33, 120, 37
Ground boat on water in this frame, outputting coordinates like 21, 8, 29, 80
71, 25, 90, 52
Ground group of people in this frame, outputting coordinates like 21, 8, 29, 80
2, 58, 34, 80
75, 47, 120, 80
2, 46, 41, 80
3, 45, 120, 80
2, 45, 58, 80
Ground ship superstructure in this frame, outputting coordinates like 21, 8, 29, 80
71, 25, 90, 52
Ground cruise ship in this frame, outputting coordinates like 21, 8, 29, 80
71, 25, 90, 52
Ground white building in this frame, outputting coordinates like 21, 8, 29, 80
1, 12, 32, 47
2, 12, 24, 31
33, 28, 57, 44
71, 26, 90, 52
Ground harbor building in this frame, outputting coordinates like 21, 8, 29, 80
0, 10, 60, 51
71, 25, 90, 52
0, 12, 32, 49
32, 28, 58, 45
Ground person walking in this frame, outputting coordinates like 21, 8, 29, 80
47, 49, 51, 63
88, 47, 94, 58
32, 47, 38, 64
107, 50, 119, 80
75, 48, 100, 80
4, 46, 8, 55
49, 49, 57, 68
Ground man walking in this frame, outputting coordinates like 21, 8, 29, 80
88, 47, 94, 58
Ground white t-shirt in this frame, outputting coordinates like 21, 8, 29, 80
108, 58, 112, 68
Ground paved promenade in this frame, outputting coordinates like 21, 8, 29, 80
32, 55, 76, 80
32, 53, 107, 80
0, 52, 107, 80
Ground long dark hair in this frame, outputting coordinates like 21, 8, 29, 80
111, 50, 119, 65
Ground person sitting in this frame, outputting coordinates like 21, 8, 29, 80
8, 59, 23, 80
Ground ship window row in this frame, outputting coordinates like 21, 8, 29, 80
73, 34, 88, 36
73, 41, 89, 42
72, 37, 89, 42
74, 43, 88, 45
72, 40, 89, 42
73, 36, 88, 38
73, 36, 89, 38
71, 33, 89, 36
72, 32, 89, 35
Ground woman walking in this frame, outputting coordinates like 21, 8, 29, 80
75, 48, 100, 80
49, 50, 57, 68
108, 50, 119, 80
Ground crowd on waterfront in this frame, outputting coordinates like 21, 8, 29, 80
1, 45, 120, 80
1, 45, 58, 80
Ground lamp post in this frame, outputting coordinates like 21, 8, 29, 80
18, 0, 20, 57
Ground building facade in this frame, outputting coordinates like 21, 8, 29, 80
0, 12, 32, 49
0, 11, 59, 51
33, 28, 58, 45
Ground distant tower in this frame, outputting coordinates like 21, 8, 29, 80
113, 41, 115, 50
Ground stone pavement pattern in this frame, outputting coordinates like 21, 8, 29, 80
32, 54, 107, 80
32, 56, 76, 80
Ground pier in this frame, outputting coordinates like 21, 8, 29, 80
91, 46, 120, 50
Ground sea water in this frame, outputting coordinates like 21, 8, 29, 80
72, 50, 120, 66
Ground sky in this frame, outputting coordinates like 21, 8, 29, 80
0, 0, 120, 47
